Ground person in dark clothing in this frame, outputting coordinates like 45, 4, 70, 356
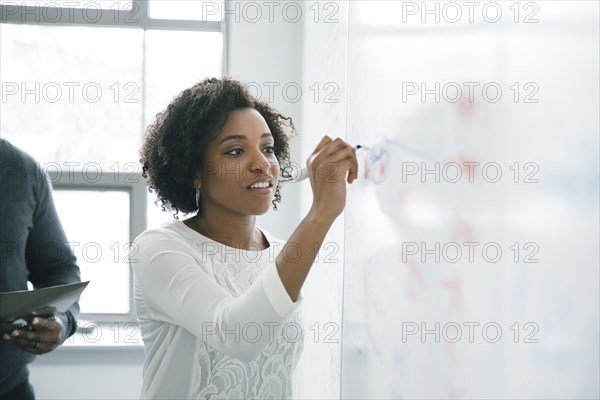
0, 139, 81, 399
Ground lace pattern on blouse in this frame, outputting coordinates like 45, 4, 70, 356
191, 250, 304, 399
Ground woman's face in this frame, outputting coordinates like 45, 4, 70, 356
196, 107, 280, 217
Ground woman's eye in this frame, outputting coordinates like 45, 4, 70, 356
226, 148, 243, 155
264, 146, 275, 154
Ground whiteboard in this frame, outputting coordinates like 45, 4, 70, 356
338, 1, 599, 399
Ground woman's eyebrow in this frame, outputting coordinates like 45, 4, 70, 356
218, 135, 245, 145
218, 132, 273, 145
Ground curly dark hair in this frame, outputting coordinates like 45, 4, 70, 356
140, 77, 296, 217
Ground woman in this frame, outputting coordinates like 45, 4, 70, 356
134, 77, 358, 399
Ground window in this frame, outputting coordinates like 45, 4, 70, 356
52, 173, 146, 321
0, 0, 224, 321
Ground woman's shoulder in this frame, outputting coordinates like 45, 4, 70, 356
134, 219, 193, 246
132, 220, 211, 272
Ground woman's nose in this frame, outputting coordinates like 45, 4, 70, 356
249, 151, 272, 174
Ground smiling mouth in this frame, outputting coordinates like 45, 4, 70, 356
248, 183, 273, 190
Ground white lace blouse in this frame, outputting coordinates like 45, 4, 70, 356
132, 220, 304, 399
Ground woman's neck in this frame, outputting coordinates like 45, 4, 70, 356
183, 213, 268, 250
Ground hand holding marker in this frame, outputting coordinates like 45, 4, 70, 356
291, 145, 365, 182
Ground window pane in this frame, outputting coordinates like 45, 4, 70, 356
52, 190, 131, 314
0, 24, 143, 171
144, 29, 222, 128
0, 1, 132, 10
148, 0, 223, 21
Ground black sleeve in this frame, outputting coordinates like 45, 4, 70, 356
25, 167, 81, 341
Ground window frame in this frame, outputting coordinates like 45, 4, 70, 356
51, 172, 147, 322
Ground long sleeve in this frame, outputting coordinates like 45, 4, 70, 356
132, 229, 302, 362
25, 165, 81, 340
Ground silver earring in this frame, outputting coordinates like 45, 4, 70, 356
195, 187, 200, 208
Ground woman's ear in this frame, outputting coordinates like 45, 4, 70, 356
193, 170, 202, 190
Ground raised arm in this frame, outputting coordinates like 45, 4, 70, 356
276, 136, 359, 301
